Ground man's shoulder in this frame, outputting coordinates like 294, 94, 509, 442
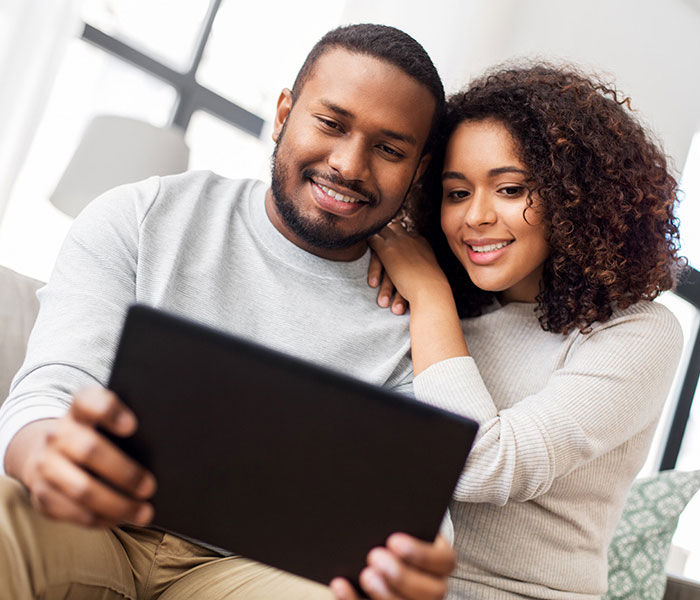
156, 171, 266, 205
134, 171, 268, 231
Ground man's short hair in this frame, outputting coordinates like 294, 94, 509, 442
292, 24, 445, 155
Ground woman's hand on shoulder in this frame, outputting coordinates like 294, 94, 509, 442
368, 223, 450, 309
368, 251, 408, 315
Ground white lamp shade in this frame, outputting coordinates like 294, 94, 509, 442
50, 115, 190, 218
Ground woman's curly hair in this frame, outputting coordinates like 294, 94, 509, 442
411, 62, 684, 334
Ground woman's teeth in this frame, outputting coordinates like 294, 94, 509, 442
470, 241, 512, 253
318, 183, 363, 204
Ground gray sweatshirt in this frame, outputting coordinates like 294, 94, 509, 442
0, 172, 415, 468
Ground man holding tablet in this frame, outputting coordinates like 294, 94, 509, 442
0, 24, 455, 600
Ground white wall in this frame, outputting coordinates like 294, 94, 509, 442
341, 0, 700, 171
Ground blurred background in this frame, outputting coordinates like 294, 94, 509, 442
1, 0, 700, 582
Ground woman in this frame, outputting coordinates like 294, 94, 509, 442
367, 64, 685, 599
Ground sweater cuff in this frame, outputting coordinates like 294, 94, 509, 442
413, 356, 497, 424
0, 404, 68, 476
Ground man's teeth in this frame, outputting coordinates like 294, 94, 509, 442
471, 241, 512, 253
318, 183, 362, 204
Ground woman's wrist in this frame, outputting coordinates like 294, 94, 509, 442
408, 288, 470, 375
409, 278, 455, 310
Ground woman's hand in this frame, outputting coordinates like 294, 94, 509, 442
369, 223, 470, 375
368, 223, 450, 307
368, 251, 408, 315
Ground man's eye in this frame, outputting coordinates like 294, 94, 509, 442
379, 145, 403, 158
318, 118, 342, 132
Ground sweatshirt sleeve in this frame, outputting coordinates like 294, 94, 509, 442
0, 177, 160, 475
412, 304, 683, 505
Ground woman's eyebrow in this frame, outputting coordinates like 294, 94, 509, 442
488, 166, 528, 177
442, 171, 466, 181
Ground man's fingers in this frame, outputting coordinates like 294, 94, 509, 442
330, 578, 360, 600
40, 450, 153, 526
386, 534, 456, 576
51, 417, 156, 500
71, 387, 136, 437
30, 477, 110, 527
367, 548, 446, 600
359, 566, 402, 599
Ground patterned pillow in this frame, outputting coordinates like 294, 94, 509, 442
604, 469, 700, 600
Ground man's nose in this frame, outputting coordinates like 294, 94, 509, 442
327, 136, 370, 182
463, 192, 497, 228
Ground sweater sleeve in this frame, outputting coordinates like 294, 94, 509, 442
412, 304, 683, 505
0, 178, 159, 475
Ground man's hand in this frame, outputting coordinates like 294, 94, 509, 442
330, 534, 455, 600
5, 386, 156, 528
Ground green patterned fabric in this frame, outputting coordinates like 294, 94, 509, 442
604, 469, 700, 600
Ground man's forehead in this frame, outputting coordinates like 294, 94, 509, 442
295, 48, 436, 140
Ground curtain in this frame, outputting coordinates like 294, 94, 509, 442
0, 0, 81, 225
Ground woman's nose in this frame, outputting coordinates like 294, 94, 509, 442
463, 192, 497, 228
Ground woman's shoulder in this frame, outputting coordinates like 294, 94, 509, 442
598, 299, 681, 335
576, 299, 684, 361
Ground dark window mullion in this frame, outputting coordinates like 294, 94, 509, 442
661, 266, 700, 470
80, 18, 264, 137
170, 0, 223, 130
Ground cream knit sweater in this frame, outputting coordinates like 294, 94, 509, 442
415, 300, 682, 599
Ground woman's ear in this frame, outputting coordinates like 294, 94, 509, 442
272, 89, 294, 143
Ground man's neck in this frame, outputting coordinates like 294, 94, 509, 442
263, 189, 368, 262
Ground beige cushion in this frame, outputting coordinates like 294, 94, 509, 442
0, 266, 42, 404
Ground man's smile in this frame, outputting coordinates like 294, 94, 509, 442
309, 180, 370, 217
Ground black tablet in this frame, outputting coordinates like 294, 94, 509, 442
107, 304, 478, 588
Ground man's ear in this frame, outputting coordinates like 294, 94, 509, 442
410, 153, 432, 189
272, 88, 294, 142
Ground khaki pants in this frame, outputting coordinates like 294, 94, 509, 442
0, 476, 333, 599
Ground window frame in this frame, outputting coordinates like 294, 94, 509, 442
79, 0, 264, 137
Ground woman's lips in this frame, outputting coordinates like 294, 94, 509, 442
465, 240, 513, 265
309, 180, 368, 217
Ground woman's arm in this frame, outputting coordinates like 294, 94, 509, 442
369, 226, 683, 507
369, 223, 469, 375
414, 303, 683, 505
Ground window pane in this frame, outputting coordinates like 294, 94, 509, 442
658, 291, 700, 580
0, 38, 177, 281
638, 292, 700, 477
679, 131, 700, 270
186, 110, 271, 183
196, 0, 345, 117
82, 0, 211, 71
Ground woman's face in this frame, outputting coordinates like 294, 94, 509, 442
440, 119, 549, 303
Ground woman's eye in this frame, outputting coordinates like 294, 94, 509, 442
446, 190, 471, 200
500, 186, 525, 197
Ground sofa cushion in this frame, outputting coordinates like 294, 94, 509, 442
0, 265, 42, 403
604, 469, 700, 600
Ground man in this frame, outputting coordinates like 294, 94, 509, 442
0, 24, 454, 600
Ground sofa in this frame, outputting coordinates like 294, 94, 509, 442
1, 263, 699, 599
666, 575, 700, 600
0, 265, 42, 400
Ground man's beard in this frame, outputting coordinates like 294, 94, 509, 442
270, 130, 403, 251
